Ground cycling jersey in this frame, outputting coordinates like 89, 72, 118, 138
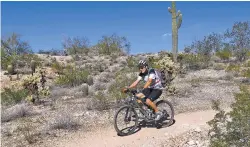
137, 69, 163, 89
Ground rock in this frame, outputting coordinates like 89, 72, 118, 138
187, 140, 195, 145
194, 127, 201, 133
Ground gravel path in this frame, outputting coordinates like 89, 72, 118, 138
50, 109, 230, 147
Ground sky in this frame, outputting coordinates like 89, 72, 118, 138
1, 1, 250, 55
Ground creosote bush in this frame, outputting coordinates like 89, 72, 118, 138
55, 66, 89, 87
1, 88, 29, 105
207, 84, 250, 147
216, 49, 232, 61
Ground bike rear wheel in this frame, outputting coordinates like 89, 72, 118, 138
156, 100, 174, 127
114, 105, 139, 136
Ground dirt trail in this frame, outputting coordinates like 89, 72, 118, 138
53, 109, 224, 147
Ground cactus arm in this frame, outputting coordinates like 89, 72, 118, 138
168, 7, 172, 13
177, 13, 182, 29
177, 10, 181, 17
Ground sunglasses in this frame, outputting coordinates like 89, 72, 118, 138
139, 66, 144, 69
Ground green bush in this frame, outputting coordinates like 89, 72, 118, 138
108, 72, 138, 101
96, 34, 131, 55
51, 61, 64, 74
1, 53, 42, 71
148, 56, 161, 69
247, 51, 250, 59
213, 63, 227, 70
244, 60, 250, 67
182, 54, 210, 70
226, 63, 241, 72
207, 84, 250, 147
55, 68, 89, 87
241, 68, 250, 78
126, 56, 138, 69
216, 49, 232, 61
1, 88, 29, 105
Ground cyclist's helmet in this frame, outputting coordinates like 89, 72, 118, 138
138, 60, 148, 68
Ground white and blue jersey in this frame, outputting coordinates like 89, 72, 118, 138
137, 69, 163, 89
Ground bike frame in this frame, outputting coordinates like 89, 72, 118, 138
124, 90, 156, 122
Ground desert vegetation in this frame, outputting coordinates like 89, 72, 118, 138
1, 8, 250, 146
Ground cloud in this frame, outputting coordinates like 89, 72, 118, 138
162, 33, 172, 37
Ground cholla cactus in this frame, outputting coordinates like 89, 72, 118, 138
155, 56, 180, 94
155, 56, 180, 74
21, 67, 50, 103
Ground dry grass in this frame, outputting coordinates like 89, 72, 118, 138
1, 103, 34, 122
47, 111, 80, 130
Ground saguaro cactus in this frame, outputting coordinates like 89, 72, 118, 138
31, 60, 36, 75
168, 1, 182, 63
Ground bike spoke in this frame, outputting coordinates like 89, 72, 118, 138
115, 107, 137, 134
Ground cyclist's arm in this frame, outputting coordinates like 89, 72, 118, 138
128, 76, 141, 88
143, 73, 155, 89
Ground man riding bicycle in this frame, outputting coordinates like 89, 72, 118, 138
122, 60, 163, 121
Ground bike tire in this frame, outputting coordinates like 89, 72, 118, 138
156, 100, 174, 127
113, 105, 139, 136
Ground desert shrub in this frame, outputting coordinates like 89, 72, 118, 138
16, 118, 40, 144
225, 63, 241, 73
247, 51, 250, 59
216, 49, 232, 61
224, 21, 250, 62
213, 63, 227, 70
48, 111, 79, 130
188, 32, 223, 60
1, 88, 29, 105
55, 67, 89, 87
1, 33, 33, 69
210, 55, 222, 63
96, 33, 131, 55
190, 78, 202, 87
207, 84, 250, 147
2, 53, 42, 74
1, 103, 33, 122
93, 63, 105, 73
220, 73, 234, 81
51, 61, 64, 74
86, 75, 94, 85
108, 72, 138, 101
243, 60, 250, 67
91, 91, 113, 110
182, 54, 210, 70
148, 55, 162, 69
126, 56, 138, 68
62, 36, 90, 55
241, 68, 250, 78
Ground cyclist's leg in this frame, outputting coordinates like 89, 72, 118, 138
145, 89, 162, 112
135, 93, 145, 104
136, 88, 151, 104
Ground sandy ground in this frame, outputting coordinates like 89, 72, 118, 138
50, 109, 226, 147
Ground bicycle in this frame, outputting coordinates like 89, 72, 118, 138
113, 89, 174, 136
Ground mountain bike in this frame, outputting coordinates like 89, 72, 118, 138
113, 89, 174, 136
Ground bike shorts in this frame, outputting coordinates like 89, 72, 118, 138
142, 88, 162, 102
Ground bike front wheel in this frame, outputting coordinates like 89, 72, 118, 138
113, 105, 139, 136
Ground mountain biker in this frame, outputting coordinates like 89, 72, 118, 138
122, 60, 163, 121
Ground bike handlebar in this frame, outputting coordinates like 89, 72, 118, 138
124, 89, 140, 95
